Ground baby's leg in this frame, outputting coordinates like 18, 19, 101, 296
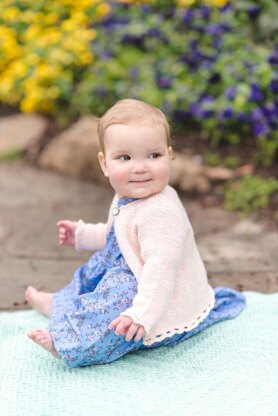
27, 328, 60, 359
25, 286, 53, 317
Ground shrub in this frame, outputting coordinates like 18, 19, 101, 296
1, 0, 278, 165
74, 2, 278, 165
224, 175, 278, 215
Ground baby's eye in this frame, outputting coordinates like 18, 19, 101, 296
119, 155, 130, 161
149, 153, 161, 159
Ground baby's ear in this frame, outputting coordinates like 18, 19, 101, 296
98, 152, 109, 177
168, 146, 174, 160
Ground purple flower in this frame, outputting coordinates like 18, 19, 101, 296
268, 55, 278, 65
95, 87, 107, 98
251, 108, 263, 121
206, 24, 220, 36
225, 86, 236, 100
189, 102, 201, 116
205, 23, 230, 36
213, 37, 223, 49
189, 102, 213, 119
156, 75, 172, 89
238, 112, 250, 123
247, 6, 261, 19
201, 109, 214, 119
199, 6, 211, 20
220, 3, 234, 13
99, 50, 113, 60
141, 5, 151, 14
270, 79, 278, 94
221, 107, 234, 119
182, 9, 194, 25
180, 50, 201, 70
121, 34, 145, 47
199, 94, 214, 103
253, 122, 269, 137
148, 28, 162, 38
273, 101, 278, 117
202, 61, 214, 70
268, 44, 278, 65
249, 83, 263, 101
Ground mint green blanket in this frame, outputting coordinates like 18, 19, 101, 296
0, 291, 277, 416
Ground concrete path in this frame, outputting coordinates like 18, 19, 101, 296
0, 160, 277, 311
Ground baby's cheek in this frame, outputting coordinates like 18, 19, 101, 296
111, 169, 128, 186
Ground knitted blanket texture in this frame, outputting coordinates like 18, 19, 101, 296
0, 291, 277, 416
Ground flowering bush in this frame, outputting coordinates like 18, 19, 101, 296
0, 0, 109, 114
74, 2, 278, 166
0, 0, 278, 165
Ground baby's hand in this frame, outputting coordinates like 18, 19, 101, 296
56, 220, 78, 246
108, 315, 145, 343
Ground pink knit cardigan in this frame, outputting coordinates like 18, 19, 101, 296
75, 185, 215, 346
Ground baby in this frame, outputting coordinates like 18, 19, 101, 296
26, 99, 245, 367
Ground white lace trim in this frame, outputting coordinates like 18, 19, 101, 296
142, 300, 214, 346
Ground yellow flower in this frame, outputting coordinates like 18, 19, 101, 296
95, 3, 112, 19
3, 6, 21, 23
204, 0, 228, 6
25, 53, 40, 66
9, 61, 28, 78
61, 19, 78, 32
0, 76, 14, 96
20, 96, 37, 113
76, 52, 93, 66
22, 25, 41, 42
43, 13, 58, 25
176, 0, 196, 6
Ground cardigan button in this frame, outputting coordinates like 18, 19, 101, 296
112, 207, 120, 216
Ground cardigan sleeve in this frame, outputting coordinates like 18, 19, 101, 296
75, 194, 118, 252
74, 220, 109, 252
120, 206, 188, 335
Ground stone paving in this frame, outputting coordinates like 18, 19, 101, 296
0, 160, 277, 311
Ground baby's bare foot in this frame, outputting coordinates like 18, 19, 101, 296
27, 328, 60, 359
25, 286, 53, 317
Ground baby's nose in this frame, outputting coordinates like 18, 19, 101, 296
132, 161, 147, 173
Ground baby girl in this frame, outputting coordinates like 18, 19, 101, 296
26, 99, 245, 367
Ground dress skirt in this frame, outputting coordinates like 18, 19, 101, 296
49, 198, 246, 368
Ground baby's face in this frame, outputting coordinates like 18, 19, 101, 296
98, 123, 172, 199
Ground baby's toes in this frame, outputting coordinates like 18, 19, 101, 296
25, 286, 36, 301
27, 329, 41, 339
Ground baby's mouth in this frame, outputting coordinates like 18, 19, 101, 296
129, 179, 152, 183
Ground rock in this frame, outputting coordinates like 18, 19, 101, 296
170, 153, 211, 193
0, 114, 48, 157
198, 219, 278, 276
203, 166, 234, 181
38, 116, 107, 184
234, 164, 254, 177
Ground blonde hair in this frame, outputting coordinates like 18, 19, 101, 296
97, 99, 171, 152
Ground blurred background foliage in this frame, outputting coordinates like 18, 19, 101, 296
0, 0, 278, 176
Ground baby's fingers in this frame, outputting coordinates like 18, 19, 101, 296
108, 317, 122, 330
134, 327, 145, 343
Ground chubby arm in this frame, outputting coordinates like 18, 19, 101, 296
119, 208, 187, 334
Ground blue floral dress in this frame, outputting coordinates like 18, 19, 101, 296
49, 197, 246, 368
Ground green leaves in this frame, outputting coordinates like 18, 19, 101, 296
224, 175, 278, 215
